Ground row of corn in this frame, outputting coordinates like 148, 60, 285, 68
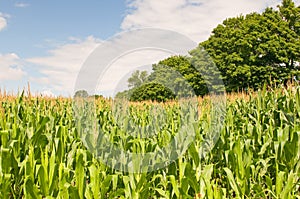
0, 85, 299, 198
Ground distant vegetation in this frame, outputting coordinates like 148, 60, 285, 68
74, 90, 89, 98
129, 82, 175, 102
74, 90, 104, 99
117, 0, 300, 101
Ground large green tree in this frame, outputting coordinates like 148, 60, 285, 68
147, 56, 201, 97
147, 55, 220, 97
117, 0, 300, 100
197, 0, 300, 91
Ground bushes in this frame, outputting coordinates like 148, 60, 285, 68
130, 82, 175, 102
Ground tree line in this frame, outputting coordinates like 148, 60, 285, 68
119, 0, 300, 101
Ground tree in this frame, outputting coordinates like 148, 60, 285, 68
197, 0, 300, 91
115, 70, 149, 99
118, 55, 223, 99
130, 82, 175, 102
118, 0, 300, 98
74, 90, 89, 98
115, 89, 131, 99
128, 70, 149, 88
279, 0, 300, 34
147, 55, 212, 96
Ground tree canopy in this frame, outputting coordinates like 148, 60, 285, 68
74, 90, 89, 98
198, 0, 300, 91
128, 70, 149, 88
117, 0, 300, 101
130, 82, 175, 102
147, 56, 206, 97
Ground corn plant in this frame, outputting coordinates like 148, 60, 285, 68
0, 85, 299, 198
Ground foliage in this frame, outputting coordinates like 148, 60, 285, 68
91, 94, 104, 99
118, 54, 222, 99
115, 70, 149, 100
0, 85, 299, 198
199, 0, 300, 91
148, 55, 211, 97
121, 1, 300, 97
74, 90, 89, 98
128, 70, 149, 88
114, 89, 131, 100
130, 82, 175, 102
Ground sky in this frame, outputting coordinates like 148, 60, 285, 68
0, 0, 294, 97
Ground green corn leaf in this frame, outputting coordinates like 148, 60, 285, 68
223, 167, 241, 198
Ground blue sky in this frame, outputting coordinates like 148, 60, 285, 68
0, 0, 125, 57
0, 0, 289, 97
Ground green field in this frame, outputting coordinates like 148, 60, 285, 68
0, 85, 299, 198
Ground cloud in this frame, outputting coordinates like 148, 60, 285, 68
26, 36, 102, 94
14, 3, 30, 8
74, 29, 196, 97
122, 0, 283, 42
26, 33, 188, 97
0, 53, 25, 81
0, 14, 7, 31
23, 0, 299, 97
97, 50, 172, 96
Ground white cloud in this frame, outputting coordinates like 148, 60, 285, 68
74, 29, 195, 97
122, 0, 283, 42
0, 13, 7, 31
0, 53, 25, 81
27, 31, 192, 97
23, 0, 300, 97
14, 2, 30, 8
97, 50, 172, 96
26, 36, 102, 94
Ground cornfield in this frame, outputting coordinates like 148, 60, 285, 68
0, 85, 299, 198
